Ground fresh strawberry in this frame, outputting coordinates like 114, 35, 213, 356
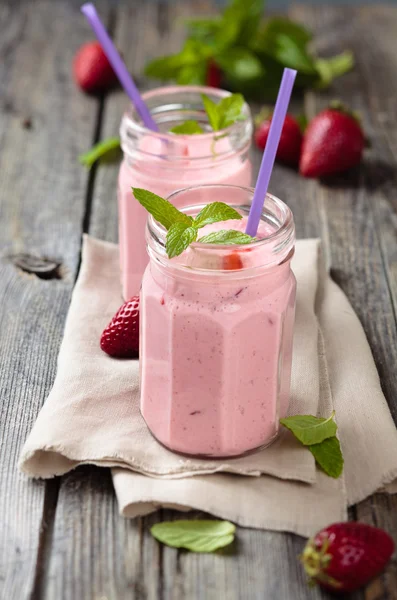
223, 252, 243, 270
73, 41, 118, 94
100, 296, 139, 358
301, 522, 394, 593
254, 113, 302, 166
300, 105, 365, 178
206, 59, 222, 88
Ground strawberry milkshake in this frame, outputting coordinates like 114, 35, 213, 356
118, 86, 253, 299
140, 185, 296, 457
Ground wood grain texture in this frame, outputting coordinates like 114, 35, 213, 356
0, 0, 102, 597
1, 1, 397, 599
291, 5, 397, 598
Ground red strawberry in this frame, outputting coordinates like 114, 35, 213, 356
100, 296, 139, 358
206, 59, 222, 88
300, 105, 365, 178
254, 113, 302, 166
301, 522, 394, 593
73, 41, 118, 94
223, 252, 243, 270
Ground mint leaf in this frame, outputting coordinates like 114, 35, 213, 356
199, 230, 255, 245
145, 39, 211, 85
170, 120, 204, 135
79, 137, 120, 168
132, 188, 192, 230
280, 412, 337, 446
315, 51, 354, 89
166, 223, 198, 258
201, 94, 221, 130
256, 17, 313, 50
216, 48, 265, 83
217, 93, 245, 129
222, 0, 265, 46
201, 93, 246, 132
194, 203, 242, 229
151, 520, 236, 553
309, 437, 344, 479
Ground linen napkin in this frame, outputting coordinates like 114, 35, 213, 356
19, 236, 397, 537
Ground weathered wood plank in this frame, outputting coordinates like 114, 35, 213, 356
0, 0, 101, 597
291, 5, 397, 598
43, 0, 185, 597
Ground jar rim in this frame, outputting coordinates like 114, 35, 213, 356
122, 85, 251, 140
146, 184, 295, 274
120, 85, 252, 164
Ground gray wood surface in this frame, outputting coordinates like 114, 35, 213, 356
1, 1, 397, 599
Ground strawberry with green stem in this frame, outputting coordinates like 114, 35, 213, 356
301, 522, 394, 593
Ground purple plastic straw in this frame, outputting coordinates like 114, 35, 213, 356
81, 3, 158, 131
245, 68, 297, 237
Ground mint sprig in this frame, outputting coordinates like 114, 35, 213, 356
280, 412, 344, 478
132, 187, 255, 258
144, 0, 354, 100
170, 93, 246, 136
151, 520, 236, 553
202, 93, 245, 131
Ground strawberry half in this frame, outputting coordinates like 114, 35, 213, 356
300, 105, 365, 178
254, 113, 302, 166
301, 522, 394, 593
100, 296, 139, 358
73, 41, 118, 94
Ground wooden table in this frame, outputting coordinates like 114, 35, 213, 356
1, 1, 397, 598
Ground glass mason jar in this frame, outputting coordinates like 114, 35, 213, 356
140, 185, 296, 458
118, 85, 253, 300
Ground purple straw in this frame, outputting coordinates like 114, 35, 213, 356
245, 68, 297, 237
81, 3, 158, 131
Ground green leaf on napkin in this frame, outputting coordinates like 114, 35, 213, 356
309, 436, 344, 479
280, 411, 337, 446
280, 412, 344, 478
151, 520, 236, 552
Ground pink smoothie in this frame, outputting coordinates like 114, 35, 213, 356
118, 135, 252, 299
140, 209, 296, 457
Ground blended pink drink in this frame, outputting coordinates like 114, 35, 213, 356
118, 86, 252, 299
140, 185, 296, 457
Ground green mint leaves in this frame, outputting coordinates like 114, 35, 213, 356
170, 120, 204, 135
166, 223, 198, 259
194, 202, 243, 228
79, 137, 121, 168
132, 188, 255, 258
280, 412, 344, 478
198, 230, 255, 245
151, 520, 236, 553
170, 93, 245, 136
132, 189, 192, 230
309, 437, 344, 479
201, 93, 245, 131
144, 0, 354, 100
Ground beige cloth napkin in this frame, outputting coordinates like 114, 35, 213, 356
19, 236, 397, 537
